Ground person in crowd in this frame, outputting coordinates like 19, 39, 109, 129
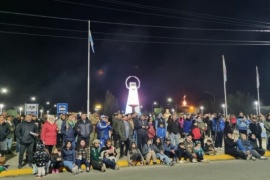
224, 117, 233, 135
131, 112, 139, 143
75, 113, 93, 147
97, 115, 111, 148
0, 115, 10, 153
237, 133, 267, 160
14, 115, 24, 153
203, 114, 212, 138
5, 115, 14, 154
155, 113, 166, 135
230, 114, 237, 130
152, 137, 173, 166
127, 142, 144, 166
134, 113, 148, 152
156, 123, 166, 142
264, 114, 270, 150
184, 134, 198, 163
15, 114, 38, 169
196, 114, 207, 150
191, 121, 201, 143
142, 138, 157, 165
62, 141, 78, 175
89, 113, 100, 147
76, 139, 90, 173
248, 133, 265, 156
55, 114, 66, 147
177, 113, 185, 138
204, 139, 217, 155
61, 114, 76, 148
118, 114, 133, 158
236, 112, 250, 135
147, 116, 156, 142
112, 113, 121, 149
176, 142, 195, 163
100, 140, 117, 163
194, 141, 209, 162
50, 147, 63, 174
224, 132, 247, 159
183, 114, 193, 138
100, 147, 119, 170
249, 116, 262, 149
167, 114, 181, 146
90, 139, 106, 172
163, 138, 177, 162
41, 115, 57, 154
212, 114, 225, 150
33, 143, 50, 178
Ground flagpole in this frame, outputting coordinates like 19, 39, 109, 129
256, 66, 261, 115
87, 20, 90, 117
222, 55, 228, 117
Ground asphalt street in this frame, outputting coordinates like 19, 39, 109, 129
4, 160, 270, 180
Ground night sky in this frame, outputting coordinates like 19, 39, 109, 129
1, 0, 270, 112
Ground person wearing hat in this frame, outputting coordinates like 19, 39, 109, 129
90, 139, 106, 172
97, 115, 112, 148
134, 113, 149, 152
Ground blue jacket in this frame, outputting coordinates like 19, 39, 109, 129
61, 121, 76, 142
237, 139, 253, 153
97, 120, 111, 140
62, 148, 76, 163
183, 119, 192, 133
236, 118, 250, 131
164, 143, 177, 152
157, 127, 166, 139
212, 118, 225, 132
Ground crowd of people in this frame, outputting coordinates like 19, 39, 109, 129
0, 110, 269, 177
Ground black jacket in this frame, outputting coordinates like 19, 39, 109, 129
224, 137, 237, 153
15, 121, 38, 144
167, 120, 180, 134
0, 122, 10, 141
249, 122, 262, 136
75, 119, 93, 138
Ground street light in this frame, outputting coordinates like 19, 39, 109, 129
31, 96, 36, 101
1, 88, 8, 94
167, 98, 172, 103
46, 101, 50, 105
19, 107, 23, 115
200, 106, 204, 115
221, 104, 225, 115
0, 104, 4, 114
254, 101, 258, 115
152, 101, 157, 113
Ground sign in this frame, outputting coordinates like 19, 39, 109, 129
25, 103, 39, 116
57, 103, 68, 115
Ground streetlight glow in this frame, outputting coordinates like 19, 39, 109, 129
31, 97, 36, 101
46, 101, 50, 105
167, 98, 172, 102
254, 101, 258, 115
200, 106, 204, 115
1, 88, 8, 94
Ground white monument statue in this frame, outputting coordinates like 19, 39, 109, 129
125, 76, 141, 114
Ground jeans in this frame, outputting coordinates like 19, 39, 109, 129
63, 160, 75, 170
6, 138, 12, 151
37, 166, 45, 177
76, 158, 90, 169
136, 134, 147, 152
56, 133, 63, 147
120, 139, 130, 156
156, 153, 171, 165
0, 139, 7, 151
103, 158, 116, 169
170, 133, 180, 146
19, 142, 34, 164
16, 139, 20, 153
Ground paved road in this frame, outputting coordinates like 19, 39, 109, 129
4, 160, 270, 180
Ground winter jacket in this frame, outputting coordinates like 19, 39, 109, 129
33, 150, 50, 167
0, 122, 10, 141
112, 118, 120, 134
237, 139, 253, 153
75, 119, 93, 139
62, 148, 76, 163
6, 121, 14, 139
184, 139, 195, 154
15, 121, 38, 144
55, 119, 64, 134
142, 143, 155, 156
177, 118, 184, 129
134, 118, 148, 135
127, 148, 144, 163
41, 121, 57, 145
61, 121, 76, 142
76, 146, 90, 162
224, 137, 238, 154
155, 117, 166, 130
264, 119, 270, 135
249, 122, 262, 136
230, 117, 237, 124
236, 118, 249, 131
97, 120, 111, 140
153, 142, 164, 154
90, 147, 101, 162
224, 121, 233, 134
118, 120, 133, 141
147, 122, 156, 139
191, 127, 201, 140
212, 118, 225, 132
167, 120, 180, 134
156, 127, 166, 140
183, 119, 193, 133
163, 143, 177, 152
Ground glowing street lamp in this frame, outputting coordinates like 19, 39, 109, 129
152, 101, 157, 113
167, 98, 172, 103
200, 106, 204, 115
31, 97, 36, 101
46, 101, 50, 105
1, 88, 8, 94
19, 107, 23, 115
94, 104, 102, 112
254, 101, 258, 115
221, 104, 225, 115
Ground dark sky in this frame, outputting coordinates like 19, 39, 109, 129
1, 0, 270, 112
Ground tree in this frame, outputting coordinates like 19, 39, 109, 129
227, 91, 255, 115
103, 90, 119, 117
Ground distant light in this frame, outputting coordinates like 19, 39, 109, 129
222, 104, 225, 108
46, 101, 50, 105
40, 109, 43, 113
31, 97, 36, 101
254, 101, 258, 105
0, 104, 4, 108
200, 106, 204, 110
153, 101, 157, 105
1, 88, 8, 93
167, 98, 172, 102
19, 107, 23, 111
54, 104, 57, 107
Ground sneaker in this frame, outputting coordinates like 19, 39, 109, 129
55, 169, 59, 174
201, 159, 210, 163
251, 156, 256, 161
18, 164, 23, 169
52, 169, 56, 174
168, 162, 174, 166
259, 156, 268, 160
86, 167, 90, 172
101, 164, 106, 172
192, 159, 198, 163
78, 168, 83, 173
72, 167, 77, 175
179, 160, 186, 164
114, 165, 120, 170
246, 154, 252, 160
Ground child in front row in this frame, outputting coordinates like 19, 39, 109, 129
204, 139, 217, 155
50, 147, 63, 173
156, 123, 166, 142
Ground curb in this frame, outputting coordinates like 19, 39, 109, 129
1, 151, 270, 177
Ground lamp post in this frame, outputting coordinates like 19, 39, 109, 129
0, 104, 4, 114
203, 91, 216, 101
200, 106, 204, 115
222, 104, 225, 115
254, 101, 258, 115
40, 109, 43, 118
19, 107, 23, 115
152, 101, 157, 113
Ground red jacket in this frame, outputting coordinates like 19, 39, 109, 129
41, 121, 57, 145
230, 117, 236, 124
191, 127, 201, 139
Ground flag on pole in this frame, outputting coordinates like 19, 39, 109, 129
89, 30, 95, 53
222, 55, 227, 82
256, 66, 260, 88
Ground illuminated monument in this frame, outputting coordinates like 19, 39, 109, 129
125, 76, 141, 114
